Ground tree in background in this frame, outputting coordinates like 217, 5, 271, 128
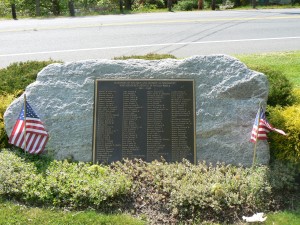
35, 0, 40, 16
211, 0, 216, 9
69, 0, 75, 16
198, 0, 203, 9
11, 2, 17, 19
50, 0, 61, 15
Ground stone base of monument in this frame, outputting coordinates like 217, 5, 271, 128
4, 55, 269, 166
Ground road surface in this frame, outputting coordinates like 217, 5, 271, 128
1, 8, 300, 68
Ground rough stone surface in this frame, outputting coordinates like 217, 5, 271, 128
4, 55, 269, 166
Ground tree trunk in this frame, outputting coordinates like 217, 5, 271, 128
51, 0, 60, 16
11, 4, 17, 20
211, 0, 216, 10
36, 0, 40, 16
198, 0, 203, 9
119, 0, 124, 13
84, 0, 88, 9
124, 0, 132, 10
167, 0, 172, 11
68, 0, 75, 16
234, 0, 241, 7
252, 0, 256, 8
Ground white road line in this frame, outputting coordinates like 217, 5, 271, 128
1, 36, 300, 57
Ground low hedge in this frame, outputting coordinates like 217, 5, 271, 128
0, 61, 57, 96
0, 151, 298, 224
112, 159, 298, 224
0, 149, 131, 210
0, 94, 15, 149
268, 103, 300, 163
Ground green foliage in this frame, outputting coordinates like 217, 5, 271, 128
266, 207, 300, 225
0, 60, 56, 96
237, 51, 300, 89
174, 0, 198, 11
0, 1, 11, 17
268, 104, 300, 163
0, 150, 298, 224
96, 0, 119, 12
112, 159, 298, 224
132, 0, 165, 12
0, 94, 15, 149
255, 66, 296, 107
0, 150, 131, 209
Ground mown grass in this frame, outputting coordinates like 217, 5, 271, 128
236, 51, 300, 88
0, 198, 145, 225
266, 209, 300, 225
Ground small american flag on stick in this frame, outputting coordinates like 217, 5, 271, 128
9, 98, 49, 154
250, 106, 286, 143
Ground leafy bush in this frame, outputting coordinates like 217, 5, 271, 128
268, 104, 300, 163
266, 70, 296, 107
0, 151, 298, 224
174, 0, 198, 11
134, 0, 165, 10
251, 66, 296, 107
0, 94, 15, 149
0, 61, 56, 96
0, 149, 38, 199
0, 1, 10, 17
0, 150, 131, 209
112, 159, 298, 224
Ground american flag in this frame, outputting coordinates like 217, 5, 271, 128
250, 106, 286, 143
9, 101, 49, 154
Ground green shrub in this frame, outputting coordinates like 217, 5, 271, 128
174, 0, 198, 11
268, 104, 300, 163
267, 70, 296, 107
146, 0, 165, 8
252, 66, 296, 107
0, 149, 38, 199
0, 94, 15, 149
293, 88, 300, 104
43, 160, 131, 208
1, 151, 298, 224
0, 60, 57, 96
112, 159, 298, 224
0, 2, 10, 17
0, 150, 131, 209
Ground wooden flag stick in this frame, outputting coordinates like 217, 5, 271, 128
252, 101, 262, 167
24, 94, 27, 154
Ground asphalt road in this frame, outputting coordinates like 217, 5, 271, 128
1, 8, 300, 68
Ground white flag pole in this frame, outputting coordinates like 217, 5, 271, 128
24, 94, 27, 154
252, 101, 262, 167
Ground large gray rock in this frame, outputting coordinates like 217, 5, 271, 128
4, 55, 269, 166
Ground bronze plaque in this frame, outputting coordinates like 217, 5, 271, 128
93, 79, 196, 164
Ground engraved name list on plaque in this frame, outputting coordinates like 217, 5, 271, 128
93, 79, 196, 164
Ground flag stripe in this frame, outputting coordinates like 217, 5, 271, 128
9, 101, 49, 154
9, 120, 23, 145
250, 106, 286, 143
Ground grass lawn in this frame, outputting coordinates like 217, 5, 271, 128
0, 198, 145, 225
266, 209, 300, 225
236, 51, 300, 89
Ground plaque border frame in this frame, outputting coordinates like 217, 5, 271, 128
92, 79, 196, 164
